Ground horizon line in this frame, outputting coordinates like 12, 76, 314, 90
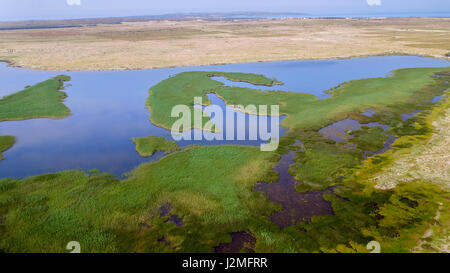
1, 10, 450, 23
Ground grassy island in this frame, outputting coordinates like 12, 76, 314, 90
211, 72, 283, 86
0, 75, 71, 122
0, 75, 72, 161
147, 68, 449, 131
132, 136, 180, 157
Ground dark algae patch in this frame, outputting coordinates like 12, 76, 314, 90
159, 203, 183, 227
214, 232, 256, 253
254, 149, 334, 228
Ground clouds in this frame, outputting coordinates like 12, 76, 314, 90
67, 0, 81, 6
366, 0, 381, 6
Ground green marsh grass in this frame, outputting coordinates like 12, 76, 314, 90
349, 126, 389, 152
0, 145, 446, 253
0, 75, 71, 122
132, 136, 179, 157
147, 67, 449, 131
0, 136, 15, 161
0, 146, 279, 252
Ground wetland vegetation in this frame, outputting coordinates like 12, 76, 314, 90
0, 145, 277, 252
148, 67, 449, 131
0, 61, 449, 253
132, 136, 180, 157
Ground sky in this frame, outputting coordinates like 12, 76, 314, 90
0, 0, 449, 21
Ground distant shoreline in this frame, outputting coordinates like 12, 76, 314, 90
1, 12, 450, 30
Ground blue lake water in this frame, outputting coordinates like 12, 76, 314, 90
0, 55, 449, 178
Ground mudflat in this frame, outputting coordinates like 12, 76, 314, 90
0, 17, 449, 70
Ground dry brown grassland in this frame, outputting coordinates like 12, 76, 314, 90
0, 18, 449, 70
